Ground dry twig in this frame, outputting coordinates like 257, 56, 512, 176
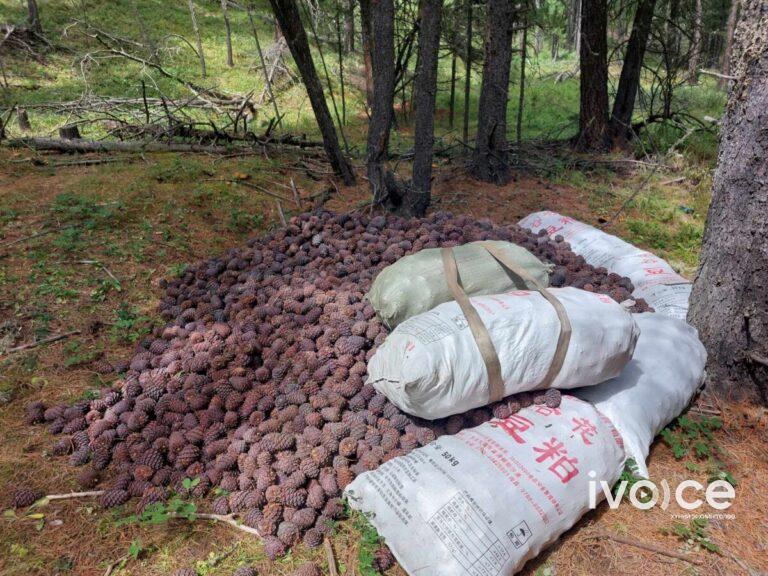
3, 330, 81, 355
591, 532, 704, 565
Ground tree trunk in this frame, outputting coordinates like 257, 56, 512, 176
27, 0, 42, 35
688, 0, 768, 403
344, 0, 355, 52
221, 0, 235, 67
362, 0, 399, 204
269, 0, 355, 185
609, 0, 657, 145
462, 0, 473, 144
336, 6, 347, 125
247, 6, 283, 128
551, 33, 559, 59
449, 35, 457, 128
577, 0, 609, 150
188, 0, 207, 78
470, 0, 517, 184
516, 12, 528, 148
410, 0, 443, 216
719, 0, 740, 88
688, 0, 702, 84
359, 0, 374, 109
667, 0, 680, 60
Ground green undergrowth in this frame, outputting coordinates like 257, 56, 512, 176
661, 414, 735, 486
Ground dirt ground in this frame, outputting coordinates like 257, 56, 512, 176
0, 146, 766, 576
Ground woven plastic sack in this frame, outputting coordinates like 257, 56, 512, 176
366, 287, 639, 419
367, 240, 550, 328
519, 211, 691, 320
573, 313, 706, 478
345, 396, 626, 576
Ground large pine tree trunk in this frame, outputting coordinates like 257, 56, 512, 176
462, 0, 473, 144
470, 0, 517, 184
688, 0, 768, 403
577, 0, 609, 150
362, 0, 399, 204
719, 0, 740, 88
269, 0, 356, 185
687, 0, 702, 84
410, 0, 443, 215
609, 0, 657, 145
359, 0, 375, 109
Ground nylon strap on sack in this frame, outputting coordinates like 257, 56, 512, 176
441, 247, 506, 403
478, 241, 572, 391
440, 243, 573, 403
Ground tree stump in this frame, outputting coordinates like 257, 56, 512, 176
17, 108, 31, 132
59, 125, 82, 140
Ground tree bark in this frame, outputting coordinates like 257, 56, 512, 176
221, 0, 235, 67
516, 12, 528, 148
609, 0, 657, 145
688, 0, 768, 403
187, 0, 207, 78
359, 0, 375, 109
410, 0, 443, 216
269, 0, 355, 185
363, 0, 398, 203
577, 0, 609, 150
344, 0, 355, 52
719, 0, 740, 88
688, 0, 702, 84
27, 0, 42, 35
470, 0, 517, 184
462, 0, 473, 144
666, 0, 680, 59
449, 21, 457, 128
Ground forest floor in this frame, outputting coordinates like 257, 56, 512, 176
1, 144, 767, 576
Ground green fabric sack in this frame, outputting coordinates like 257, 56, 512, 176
367, 240, 550, 328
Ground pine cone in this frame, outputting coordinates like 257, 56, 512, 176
100, 489, 129, 508
12, 488, 43, 508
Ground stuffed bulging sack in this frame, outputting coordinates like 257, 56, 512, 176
345, 396, 626, 576
519, 211, 691, 320
367, 240, 550, 329
366, 286, 640, 419
573, 313, 706, 478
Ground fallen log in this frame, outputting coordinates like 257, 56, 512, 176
3, 135, 324, 154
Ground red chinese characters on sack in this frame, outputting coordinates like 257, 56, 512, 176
532, 406, 562, 417
571, 417, 598, 445
489, 414, 534, 444
533, 437, 580, 484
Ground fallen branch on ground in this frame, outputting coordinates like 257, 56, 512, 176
3, 331, 81, 355
42, 490, 106, 502
325, 539, 340, 576
2, 136, 322, 155
204, 178, 293, 204
31, 491, 261, 537
67, 259, 121, 287
591, 532, 704, 565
